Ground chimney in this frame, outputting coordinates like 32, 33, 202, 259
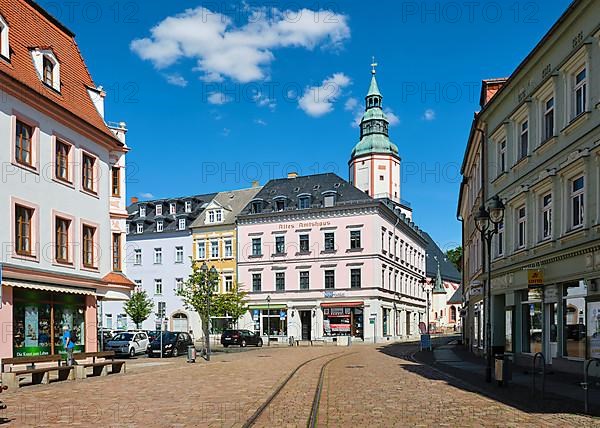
130, 197, 139, 205
252, 180, 260, 188
287, 172, 298, 179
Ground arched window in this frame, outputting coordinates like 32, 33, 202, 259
450, 306, 457, 322
0, 14, 9, 59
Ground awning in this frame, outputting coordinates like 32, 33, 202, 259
248, 304, 287, 310
2, 279, 96, 296
96, 289, 130, 301
321, 301, 363, 308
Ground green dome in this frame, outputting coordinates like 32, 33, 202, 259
362, 108, 387, 121
351, 134, 399, 158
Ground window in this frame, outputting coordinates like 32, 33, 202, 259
323, 194, 336, 207
43, 56, 54, 86
275, 236, 285, 254
105, 314, 113, 329
224, 239, 233, 258
563, 281, 587, 358
175, 278, 184, 293
208, 211, 215, 223
543, 97, 555, 141
154, 248, 162, 264
324, 270, 335, 289
497, 140, 506, 175
136, 223, 143, 234
351, 269, 361, 289
497, 221, 504, 257
251, 202, 262, 214
197, 242, 206, 259
216, 210, 222, 222
571, 176, 584, 229
517, 206, 526, 249
82, 225, 96, 268
134, 248, 142, 265
156, 220, 163, 233
82, 153, 95, 193
139, 206, 146, 217
157, 301, 166, 318
574, 67, 587, 117
324, 232, 335, 251
298, 196, 310, 209
350, 230, 361, 249
55, 140, 70, 182
169, 203, 176, 214
252, 238, 262, 256
299, 271, 310, 290
224, 275, 233, 292
175, 246, 184, 263
252, 273, 262, 292
178, 219, 186, 230
126, 223, 130, 234
155, 204, 162, 216
15, 120, 33, 167
185, 201, 192, 213
211, 241, 219, 258
112, 233, 121, 271
275, 272, 285, 291
542, 193, 552, 240
299, 234, 309, 252
55, 217, 70, 263
155, 279, 163, 295
275, 200, 285, 212
519, 120, 529, 160
111, 167, 120, 197
0, 16, 9, 59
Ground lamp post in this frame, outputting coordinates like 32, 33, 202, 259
266, 295, 271, 346
200, 262, 217, 362
474, 195, 506, 383
419, 277, 432, 334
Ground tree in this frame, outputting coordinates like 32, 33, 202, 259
176, 261, 220, 360
446, 246, 463, 273
123, 290, 154, 329
212, 284, 248, 329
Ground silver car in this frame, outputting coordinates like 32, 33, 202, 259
106, 332, 149, 357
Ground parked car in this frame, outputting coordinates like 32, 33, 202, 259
221, 330, 263, 347
147, 330, 161, 343
105, 332, 149, 357
147, 331, 193, 357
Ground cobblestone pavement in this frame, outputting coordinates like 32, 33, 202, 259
0, 343, 598, 427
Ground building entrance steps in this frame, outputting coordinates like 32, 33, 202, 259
419, 339, 600, 416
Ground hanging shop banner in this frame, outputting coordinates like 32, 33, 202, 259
528, 270, 544, 288
24, 306, 39, 347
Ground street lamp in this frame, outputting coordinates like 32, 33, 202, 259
419, 277, 432, 334
200, 262, 210, 361
266, 295, 271, 346
474, 195, 505, 383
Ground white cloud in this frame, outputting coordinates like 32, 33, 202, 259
164, 73, 188, 87
385, 109, 400, 126
207, 92, 232, 105
423, 109, 436, 121
222, 128, 231, 137
253, 91, 277, 110
298, 73, 351, 117
344, 97, 358, 111
131, 6, 350, 83
254, 119, 268, 126
139, 192, 154, 199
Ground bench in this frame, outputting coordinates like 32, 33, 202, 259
1, 355, 73, 391
72, 351, 126, 379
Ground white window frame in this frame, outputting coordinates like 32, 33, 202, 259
197, 242, 206, 260
175, 278, 184, 293
185, 201, 192, 213
519, 119, 529, 160
574, 66, 587, 117
156, 220, 164, 233
224, 239, 233, 258
139, 206, 146, 217
154, 248, 162, 265
169, 203, 176, 214
134, 248, 142, 265
175, 246, 184, 263
0, 15, 9, 59
155, 204, 163, 216
126, 223, 130, 234
154, 279, 163, 295
541, 193, 552, 241
498, 139, 507, 176
224, 275, 233, 292
216, 209, 223, 222
208, 211, 215, 223
136, 223, 143, 234
178, 218, 186, 230
517, 206, 526, 249
543, 97, 555, 142
210, 240, 219, 259
570, 175, 585, 229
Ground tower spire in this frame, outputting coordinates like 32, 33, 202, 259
371, 56, 378, 75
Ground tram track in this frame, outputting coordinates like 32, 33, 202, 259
242, 350, 356, 428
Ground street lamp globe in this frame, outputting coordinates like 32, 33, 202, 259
474, 205, 490, 233
489, 195, 505, 225
209, 266, 218, 276
201, 262, 208, 273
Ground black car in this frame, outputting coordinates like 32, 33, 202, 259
221, 330, 263, 347
147, 331, 193, 357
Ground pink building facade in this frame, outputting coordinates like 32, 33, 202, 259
237, 174, 428, 344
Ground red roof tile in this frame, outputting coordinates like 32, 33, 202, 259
0, 0, 123, 148
102, 272, 136, 288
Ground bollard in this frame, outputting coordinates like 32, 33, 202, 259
187, 345, 196, 363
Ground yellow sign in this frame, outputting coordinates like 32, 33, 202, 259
528, 270, 544, 287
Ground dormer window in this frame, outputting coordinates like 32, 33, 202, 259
136, 223, 143, 234
207, 209, 223, 224
323, 192, 337, 208
32, 49, 60, 92
251, 201, 262, 214
169, 203, 176, 214
0, 14, 9, 59
139, 206, 146, 217
298, 196, 310, 210
155, 204, 163, 216
156, 220, 164, 232
178, 219, 186, 230
275, 199, 285, 212
216, 209, 222, 222
185, 201, 192, 213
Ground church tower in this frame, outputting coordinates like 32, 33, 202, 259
349, 61, 407, 215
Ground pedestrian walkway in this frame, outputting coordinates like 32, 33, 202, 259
420, 340, 600, 417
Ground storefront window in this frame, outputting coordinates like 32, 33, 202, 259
587, 300, 600, 359
211, 317, 233, 334
322, 307, 363, 338
505, 308, 514, 353
383, 308, 390, 336
522, 289, 542, 354
262, 310, 287, 336
13, 303, 51, 357
563, 281, 587, 359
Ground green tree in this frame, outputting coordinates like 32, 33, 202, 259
212, 284, 248, 328
123, 290, 154, 329
176, 261, 220, 360
446, 246, 463, 273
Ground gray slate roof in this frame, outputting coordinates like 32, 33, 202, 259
423, 232, 461, 283
190, 187, 263, 229
127, 193, 217, 236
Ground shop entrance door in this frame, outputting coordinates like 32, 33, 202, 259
300, 311, 311, 341
545, 303, 558, 362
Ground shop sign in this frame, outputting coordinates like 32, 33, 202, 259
252, 310, 259, 321
528, 270, 544, 288
544, 286, 558, 302
279, 310, 286, 320
469, 286, 483, 297
324, 291, 346, 299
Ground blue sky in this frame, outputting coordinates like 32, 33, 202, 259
39, 0, 572, 250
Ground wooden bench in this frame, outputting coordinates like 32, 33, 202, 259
1, 355, 73, 391
72, 351, 126, 379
